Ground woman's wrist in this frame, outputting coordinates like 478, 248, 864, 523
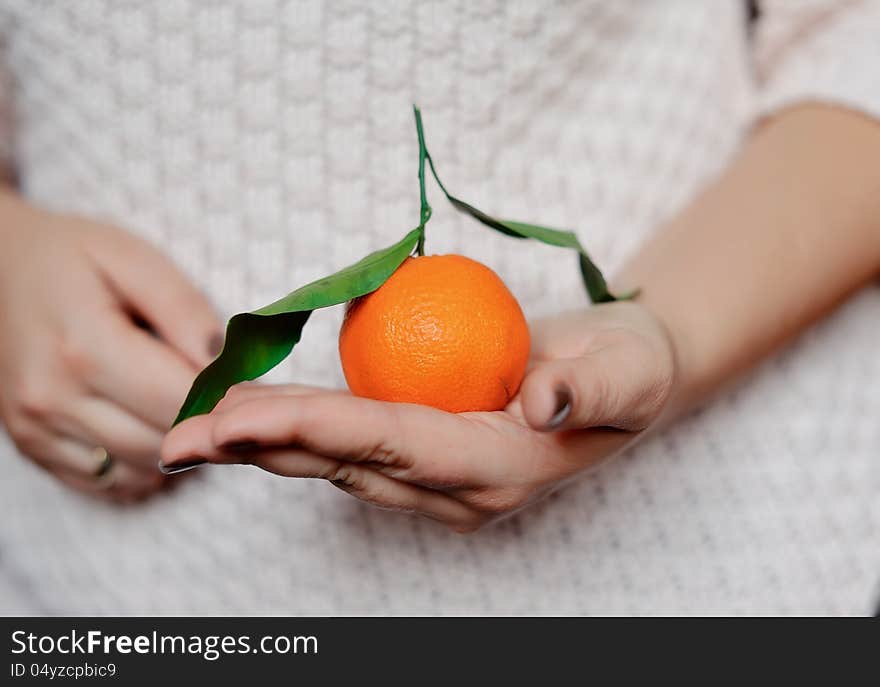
0, 185, 21, 241
613, 105, 880, 428
0, 186, 37, 245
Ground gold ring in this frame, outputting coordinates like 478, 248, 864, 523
91, 446, 114, 480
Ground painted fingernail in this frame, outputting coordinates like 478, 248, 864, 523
158, 457, 206, 475
544, 386, 572, 430
220, 440, 260, 452
207, 332, 225, 358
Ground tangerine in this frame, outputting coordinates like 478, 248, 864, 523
338, 254, 530, 413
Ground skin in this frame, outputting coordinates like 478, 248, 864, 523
160, 104, 880, 532
0, 187, 222, 502
3, 103, 878, 523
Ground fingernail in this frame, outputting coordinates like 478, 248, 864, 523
207, 332, 225, 358
158, 457, 206, 475
544, 386, 572, 430
221, 440, 259, 452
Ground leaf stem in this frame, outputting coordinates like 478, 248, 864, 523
413, 105, 432, 256
413, 105, 634, 301
424, 150, 451, 199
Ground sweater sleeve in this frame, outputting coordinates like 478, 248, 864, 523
754, 0, 880, 121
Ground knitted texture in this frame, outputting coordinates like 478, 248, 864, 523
0, 0, 878, 615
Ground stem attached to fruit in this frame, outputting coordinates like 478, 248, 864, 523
413, 105, 432, 256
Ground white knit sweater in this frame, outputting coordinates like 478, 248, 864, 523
1, 0, 879, 615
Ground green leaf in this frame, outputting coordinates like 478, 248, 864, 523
173, 227, 423, 425
415, 113, 635, 303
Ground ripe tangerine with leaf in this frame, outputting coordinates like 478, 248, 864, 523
338, 254, 530, 413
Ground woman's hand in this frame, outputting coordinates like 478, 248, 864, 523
160, 301, 677, 530
0, 189, 222, 502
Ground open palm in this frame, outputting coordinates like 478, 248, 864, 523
161, 302, 676, 531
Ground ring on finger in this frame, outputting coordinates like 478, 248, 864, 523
91, 446, 115, 487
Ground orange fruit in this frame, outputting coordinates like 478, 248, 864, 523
339, 254, 530, 413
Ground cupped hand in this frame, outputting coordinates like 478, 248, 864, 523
0, 189, 222, 502
160, 301, 677, 530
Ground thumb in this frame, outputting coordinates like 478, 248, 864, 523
87, 226, 223, 369
519, 349, 664, 433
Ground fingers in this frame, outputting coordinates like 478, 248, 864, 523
7, 366, 167, 477
55, 462, 164, 504
161, 393, 519, 488
157, 386, 341, 474
252, 448, 481, 531
30, 432, 110, 476
159, 390, 622, 531
212, 382, 335, 414
84, 316, 202, 429
519, 357, 605, 431
87, 226, 222, 368
207, 394, 412, 461
159, 414, 238, 473
519, 346, 668, 433
208, 394, 511, 488
24, 431, 164, 502
52, 396, 165, 472
160, 413, 484, 530
247, 444, 535, 533
159, 392, 611, 532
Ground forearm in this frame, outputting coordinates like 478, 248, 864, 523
617, 104, 880, 420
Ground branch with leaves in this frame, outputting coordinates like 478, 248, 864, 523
173, 106, 634, 425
